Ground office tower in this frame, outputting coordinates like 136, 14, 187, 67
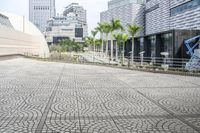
29, 0, 56, 32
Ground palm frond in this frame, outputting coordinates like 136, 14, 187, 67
127, 24, 141, 37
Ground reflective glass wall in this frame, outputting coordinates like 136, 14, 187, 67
161, 33, 173, 58
148, 35, 156, 57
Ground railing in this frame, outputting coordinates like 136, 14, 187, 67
25, 52, 200, 76
132, 56, 190, 68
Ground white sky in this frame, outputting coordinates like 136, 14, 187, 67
0, 0, 108, 34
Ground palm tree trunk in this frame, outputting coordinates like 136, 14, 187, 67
93, 42, 96, 61
105, 35, 108, 58
111, 33, 113, 61
123, 42, 125, 65
131, 38, 134, 65
94, 43, 96, 52
101, 37, 104, 57
115, 43, 118, 62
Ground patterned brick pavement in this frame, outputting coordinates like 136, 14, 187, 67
0, 58, 200, 133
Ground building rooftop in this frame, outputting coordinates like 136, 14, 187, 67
65, 3, 79, 9
0, 13, 13, 28
108, 0, 145, 9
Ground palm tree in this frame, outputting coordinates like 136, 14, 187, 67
95, 23, 104, 55
113, 33, 122, 63
95, 39, 102, 52
85, 37, 94, 51
127, 24, 141, 65
91, 30, 98, 52
101, 22, 111, 58
121, 33, 129, 65
110, 19, 124, 61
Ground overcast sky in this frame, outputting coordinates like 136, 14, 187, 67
0, 0, 108, 33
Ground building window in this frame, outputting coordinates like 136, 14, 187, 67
140, 38, 144, 52
147, 35, 156, 57
161, 33, 173, 58
171, 0, 200, 16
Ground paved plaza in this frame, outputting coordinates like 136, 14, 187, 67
0, 58, 200, 133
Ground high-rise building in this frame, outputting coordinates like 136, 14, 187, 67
100, 0, 145, 58
145, 0, 200, 35
29, 0, 56, 32
45, 3, 88, 44
136, 0, 200, 60
101, 0, 145, 37
101, 0, 200, 66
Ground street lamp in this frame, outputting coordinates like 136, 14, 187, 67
139, 51, 145, 66
161, 52, 169, 71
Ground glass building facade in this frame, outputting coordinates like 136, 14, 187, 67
161, 33, 173, 58
131, 30, 200, 66
102, 0, 200, 67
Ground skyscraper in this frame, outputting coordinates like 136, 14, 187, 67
101, 0, 200, 66
29, 0, 56, 32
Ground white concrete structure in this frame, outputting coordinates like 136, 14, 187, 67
0, 12, 50, 58
29, 0, 56, 32
0, 13, 13, 28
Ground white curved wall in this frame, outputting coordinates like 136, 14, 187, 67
0, 12, 49, 58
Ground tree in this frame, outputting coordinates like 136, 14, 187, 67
95, 23, 104, 54
121, 33, 129, 65
59, 39, 71, 52
95, 39, 103, 52
101, 22, 111, 58
49, 45, 62, 53
127, 24, 141, 65
113, 33, 122, 62
85, 37, 94, 51
91, 30, 98, 52
58, 39, 84, 52
110, 19, 124, 61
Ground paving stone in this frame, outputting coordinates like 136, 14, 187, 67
0, 58, 199, 132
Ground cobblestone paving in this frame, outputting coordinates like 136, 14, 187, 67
0, 58, 200, 133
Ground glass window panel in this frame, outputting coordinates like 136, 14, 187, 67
171, 0, 200, 16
